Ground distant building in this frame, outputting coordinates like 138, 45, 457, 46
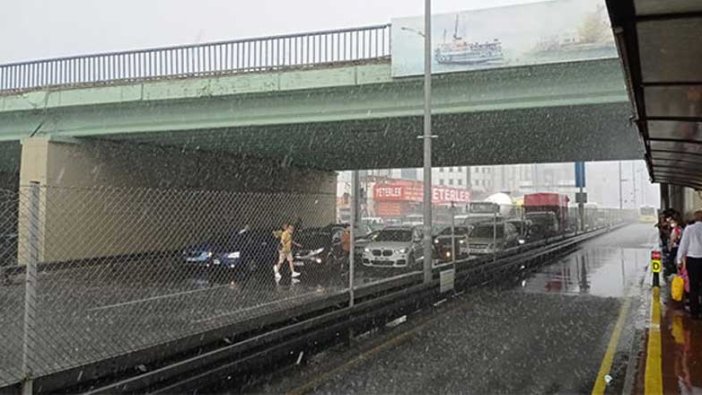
338, 160, 659, 211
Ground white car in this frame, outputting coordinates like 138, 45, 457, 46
361, 226, 424, 269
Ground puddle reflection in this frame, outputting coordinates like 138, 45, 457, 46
521, 247, 650, 297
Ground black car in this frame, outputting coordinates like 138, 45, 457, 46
433, 225, 471, 262
292, 224, 347, 274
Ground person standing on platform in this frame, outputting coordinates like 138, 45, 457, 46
668, 217, 683, 276
677, 211, 702, 318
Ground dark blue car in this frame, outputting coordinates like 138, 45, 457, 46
182, 228, 279, 272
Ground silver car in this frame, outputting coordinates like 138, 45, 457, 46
361, 226, 424, 269
468, 221, 521, 255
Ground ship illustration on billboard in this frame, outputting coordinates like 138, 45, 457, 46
434, 14, 504, 65
391, 0, 618, 77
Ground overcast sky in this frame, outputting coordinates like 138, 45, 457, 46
0, 0, 546, 64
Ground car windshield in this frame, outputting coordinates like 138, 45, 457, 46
439, 226, 470, 235
294, 228, 330, 246
469, 203, 497, 213
528, 214, 555, 225
470, 225, 504, 239
362, 230, 380, 240
374, 229, 412, 242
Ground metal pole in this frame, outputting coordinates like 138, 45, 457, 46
422, 0, 433, 284
632, 162, 637, 209
661, 183, 670, 209
349, 170, 359, 307
450, 202, 456, 264
618, 161, 623, 210
22, 182, 40, 395
493, 211, 497, 264
578, 186, 585, 232
640, 168, 645, 207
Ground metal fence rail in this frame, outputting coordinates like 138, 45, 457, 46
0, 24, 390, 94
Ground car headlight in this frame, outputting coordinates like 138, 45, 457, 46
397, 248, 408, 254
310, 248, 324, 256
226, 251, 241, 259
205, 251, 213, 258
364, 248, 371, 252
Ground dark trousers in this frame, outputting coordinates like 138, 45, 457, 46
666, 247, 679, 275
686, 257, 702, 316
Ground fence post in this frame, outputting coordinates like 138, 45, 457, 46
492, 212, 497, 264
22, 181, 40, 395
349, 170, 359, 307
450, 202, 456, 264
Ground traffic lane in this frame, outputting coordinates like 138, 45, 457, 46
0, 260, 349, 384
308, 290, 620, 394
0, 256, 348, 311
521, 223, 655, 298
584, 223, 658, 249
282, 225, 654, 394
520, 247, 650, 298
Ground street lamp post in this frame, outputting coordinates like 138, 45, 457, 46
632, 162, 637, 208
422, 0, 433, 284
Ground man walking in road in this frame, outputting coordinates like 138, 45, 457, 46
677, 210, 702, 318
274, 224, 301, 281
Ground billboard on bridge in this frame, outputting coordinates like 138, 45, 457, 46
391, 0, 616, 77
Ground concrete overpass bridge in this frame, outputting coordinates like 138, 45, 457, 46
0, 23, 642, 264
0, 25, 640, 177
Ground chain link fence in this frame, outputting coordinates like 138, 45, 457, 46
0, 181, 637, 389
0, 188, 22, 386
0, 184, 345, 387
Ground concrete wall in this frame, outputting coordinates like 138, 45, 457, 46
663, 184, 702, 222
18, 137, 335, 263
682, 187, 702, 221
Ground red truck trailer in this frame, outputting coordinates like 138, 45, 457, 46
523, 193, 570, 235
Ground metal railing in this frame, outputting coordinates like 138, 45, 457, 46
0, 24, 391, 94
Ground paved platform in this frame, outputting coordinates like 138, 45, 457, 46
633, 266, 702, 394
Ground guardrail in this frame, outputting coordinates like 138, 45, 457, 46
0, 24, 391, 94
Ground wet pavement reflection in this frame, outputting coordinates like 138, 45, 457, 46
660, 278, 702, 394
521, 223, 657, 298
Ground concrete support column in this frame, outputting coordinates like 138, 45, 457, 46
18, 137, 336, 263
683, 187, 702, 221
660, 183, 670, 210
668, 184, 685, 216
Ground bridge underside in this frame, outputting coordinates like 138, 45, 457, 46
0, 59, 643, 176
80, 102, 642, 171
0, 101, 642, 179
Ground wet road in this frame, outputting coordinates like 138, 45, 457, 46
258, 224, 656, 394
0, 259, 349, 386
